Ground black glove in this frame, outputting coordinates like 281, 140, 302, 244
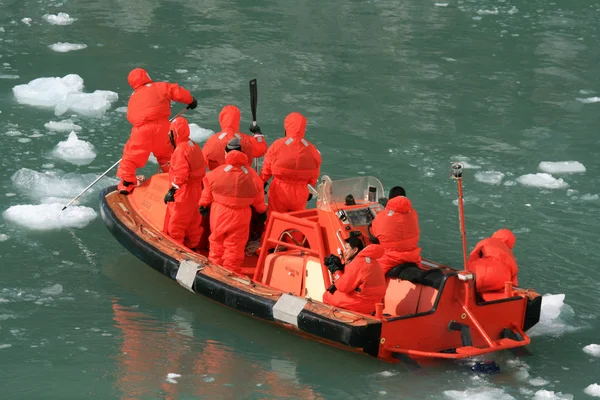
307, 193, 313, 201
263, 181, 269, 194
163, 187, 177, 204
327, 283, 337, 294
199, 205, 210, 216
249, 124, 261, 134
324, 254, 344, 274
256, 211, 267, 225
187, 97, 198, 110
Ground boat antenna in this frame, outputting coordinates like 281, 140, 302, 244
451, 162, 468, 270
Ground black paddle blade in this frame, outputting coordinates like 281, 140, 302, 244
249, 79, 257, 122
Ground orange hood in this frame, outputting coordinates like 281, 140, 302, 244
492, 229, 516, 249
170, 117, 190, 144
128, 68, 152, 90
219, 105, 241, 132
284, 112, 307, 138
386, 196, 412, 213
225, 150, 248, 166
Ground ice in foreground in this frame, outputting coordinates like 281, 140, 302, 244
42, 13, 76, 25
190, 123, 213, 143
51, 131, 96, 165
44, 119, 82, 132
538, 161, 586, 174
12, 74, 118, 117
3, 203, 97, 230
516, 173, 568, 189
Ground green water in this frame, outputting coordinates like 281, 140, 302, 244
1, 0, 599, 398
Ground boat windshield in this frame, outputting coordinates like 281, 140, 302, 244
316, 175, 385, 212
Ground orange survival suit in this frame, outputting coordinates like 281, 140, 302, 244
369, 196, 422, 275
116, 68, 196, 194
260, 112, 321, 216
467, 229, 519, 292
199, 150, 267, 272
202, 105, 267, 171
162, 117, 206, 249
322, 245, 387, 315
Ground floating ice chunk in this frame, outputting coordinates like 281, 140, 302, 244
584, 384, 600, 397
5, 129, 22, 136
515, 368, 530, 381
533, 389, 573, 399
175, 69, 188, 73
167, 373, 181, 379
516, 173, 568, 189
12, 74, 118, 118
444, 387, 515, 399
378, 371, 397, 377
583, 344, 600, 357
51, 131, 96, 166
0, 344, 12, 349
475, 171, 504, 185
115, 106, 127, 113
166, 378, 177, 384
576, 97, 600, 104
538, 161, 586, 174
44, 119, 82, 132
190, 124, 213, 143
148, 154, 158, 164
18, 138, 31, 143
203, 376, 215, 383
477, 8, 499, 14
507, 6, 519, 14
0, 74, 20, 80
21, 18, 32, 25
49, 43, 87, 53
10, 168, 117, 202
528, 294, 576, 337
0, 234, 8, 242
530, 378, 550, 386
41, 284, 63, 295
580, 194, 599, 201
3, 203, 97, 230
435, 3, 449, 7
42, 13, 76, 25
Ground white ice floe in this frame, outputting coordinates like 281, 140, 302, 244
528, 294, 576, 337
580, 194, 599, 201
42, 13, 76, 25
51, 131, 96, 166
41, 284, 63, 295
12, 74, 118, 117
444, 387, 515, 399
190, 124, 213, 143
147, 154, 158, 164
529, 378, 549, 386
0, 234, 8, 242
5, 129, 22, 136
175, 69, 188, 73
3, 203, 97, 230
516, 173, 568, 189
18, 138, 31, 143
576, 97, 600, 104
474, 171, 505, 185
0, 344, 12, 349
10, 168, 117, 203
0, 74, 20, 80
533, 389, 573, 399
167, 373, 181, 379
584, 384, 600, 397
538, 161, 586, 174
115, 106, 127, 113
49, 43, 87, 53
44, 119, 82, 132
583, 344, 600, 357
21, 18, 32, 26
435, 3, 449, 7
477, 8, 499, 14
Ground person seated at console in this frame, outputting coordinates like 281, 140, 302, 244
322, 236, 387, 315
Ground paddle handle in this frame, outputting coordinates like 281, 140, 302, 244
61, 158, 121, 210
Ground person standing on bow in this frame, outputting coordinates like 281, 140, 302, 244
116, 68, 198, 195
368, 195, 422, 275
199, 138, 267, 272
162, 117, 206, 250
322, 236, 387, 315
260, 112, 321, 217
202, 105, 267, 171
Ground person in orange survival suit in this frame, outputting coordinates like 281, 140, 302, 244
466, 229, 519, 292
162, 117, 206, 249
260, 112, 321, 217
116, 68, 198, 194
199, 138, 267, 272
368, 195, 422, 275
202, 105, 267, 171
322, 236, 387, 315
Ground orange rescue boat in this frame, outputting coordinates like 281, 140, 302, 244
99, 171, 541, 363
